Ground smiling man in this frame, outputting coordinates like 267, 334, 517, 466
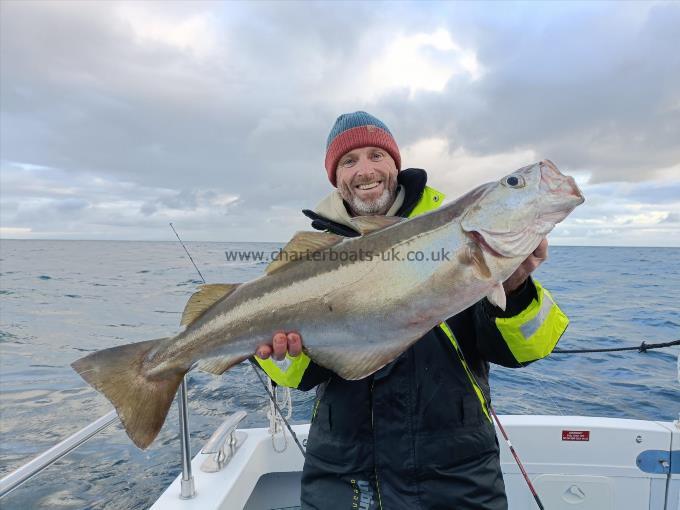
255, 111, 564, 510
327, 114, 401, 216
335, 145, 397, 215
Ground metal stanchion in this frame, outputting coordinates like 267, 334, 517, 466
177, 376, 196, 499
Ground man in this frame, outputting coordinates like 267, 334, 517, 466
255, 111, 565, 509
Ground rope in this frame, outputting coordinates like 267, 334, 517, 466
267, 378, 292, 453
552, 339, 679, 354
249, 360, 306, 457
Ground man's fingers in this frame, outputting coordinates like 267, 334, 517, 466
533, 239, 549, 260
256, 344, 272, 359
287, 332, 302, 357
259, 331, 302, 361
522, 256, 541, 273
273, 332, 288, 360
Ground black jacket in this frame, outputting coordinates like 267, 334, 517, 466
295, 169, 540, 510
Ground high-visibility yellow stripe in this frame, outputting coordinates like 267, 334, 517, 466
255, 352, 311, 388
407, 186, 445, 218
495, 280, 569, 363
438, 322, 492, 423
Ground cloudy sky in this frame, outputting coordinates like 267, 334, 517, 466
1, 1, 679, 246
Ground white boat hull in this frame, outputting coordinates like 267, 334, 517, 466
152, 415, 680, 510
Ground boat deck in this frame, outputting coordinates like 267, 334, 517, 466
152, 415, 680, 510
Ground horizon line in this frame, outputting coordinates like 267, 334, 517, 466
1, 237, 678, 249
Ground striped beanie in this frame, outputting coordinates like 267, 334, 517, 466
325, 111, 401, 187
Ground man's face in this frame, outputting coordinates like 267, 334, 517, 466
336, 146, 399, 216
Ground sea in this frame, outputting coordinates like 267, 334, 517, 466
0, 240, 679, 510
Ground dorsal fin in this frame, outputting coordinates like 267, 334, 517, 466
181, 283, 240, 326
266, 231, 344, 275
349, 215, 404, 235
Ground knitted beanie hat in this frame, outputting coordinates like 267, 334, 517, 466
325, 111, 401, 187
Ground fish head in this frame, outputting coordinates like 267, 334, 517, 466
461, 160, 584, 259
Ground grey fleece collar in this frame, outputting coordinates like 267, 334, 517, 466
313, 185, 405, 230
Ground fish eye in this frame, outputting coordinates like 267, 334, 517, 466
502, 175, 525, 188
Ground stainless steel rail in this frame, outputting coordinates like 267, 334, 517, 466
177, 377, 195, 499
0, 410, 117, 498
0, 376, 196, 501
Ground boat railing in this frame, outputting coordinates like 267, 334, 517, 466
0, 376, 226, 501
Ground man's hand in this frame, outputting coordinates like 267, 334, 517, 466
503, 238, 548, 294
256, 331, 303, 361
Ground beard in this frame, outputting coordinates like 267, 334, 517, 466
340, 176, 399, 216
347, 186, 396, 215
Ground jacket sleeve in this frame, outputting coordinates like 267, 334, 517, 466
470, 277, 569, 367
254, 353, 332, 391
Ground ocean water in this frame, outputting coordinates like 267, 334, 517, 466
0, 240, 678, 509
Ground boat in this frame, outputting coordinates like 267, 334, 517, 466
3, 376, 678, 510
149, 414, 680, 509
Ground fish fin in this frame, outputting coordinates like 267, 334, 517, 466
71, 337, 184, 449
196, 353, 250, 375
266, 231, 344, 275
181, 283, 240, 326
349, 215, 404, 235
463, 243, 491, 280
487, 282, 507, 311
307, 340, 416, 381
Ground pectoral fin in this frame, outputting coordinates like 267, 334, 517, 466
487, 282, 507, 311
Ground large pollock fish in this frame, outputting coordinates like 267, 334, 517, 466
72, 160, 584, 449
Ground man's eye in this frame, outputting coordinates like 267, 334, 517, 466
371, 152, 384, 160
341, 158, 355, 167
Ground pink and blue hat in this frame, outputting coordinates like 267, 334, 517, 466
325, 111, 401, 187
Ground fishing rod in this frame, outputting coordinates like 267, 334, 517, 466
168, 223, 306, 457
455, 348, 546, 509
169, 222, 206, 284
489, 407, 544, 510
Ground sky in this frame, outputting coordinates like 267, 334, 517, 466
1, 0, 679, 246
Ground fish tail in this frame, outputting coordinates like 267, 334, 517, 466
71, 337, 185, 449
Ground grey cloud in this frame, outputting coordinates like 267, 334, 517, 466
139, 202, 158, 216
1, 1, 679, 244
389, 3, 680, 183
0, 0, 366, 199
54, 198, 90, 212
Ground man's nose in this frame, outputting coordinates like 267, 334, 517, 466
355, 157, 375, 175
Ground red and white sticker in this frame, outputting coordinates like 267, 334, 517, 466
562, 430, 590, 441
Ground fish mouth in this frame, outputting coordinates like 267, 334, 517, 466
539, 160, 585, 205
